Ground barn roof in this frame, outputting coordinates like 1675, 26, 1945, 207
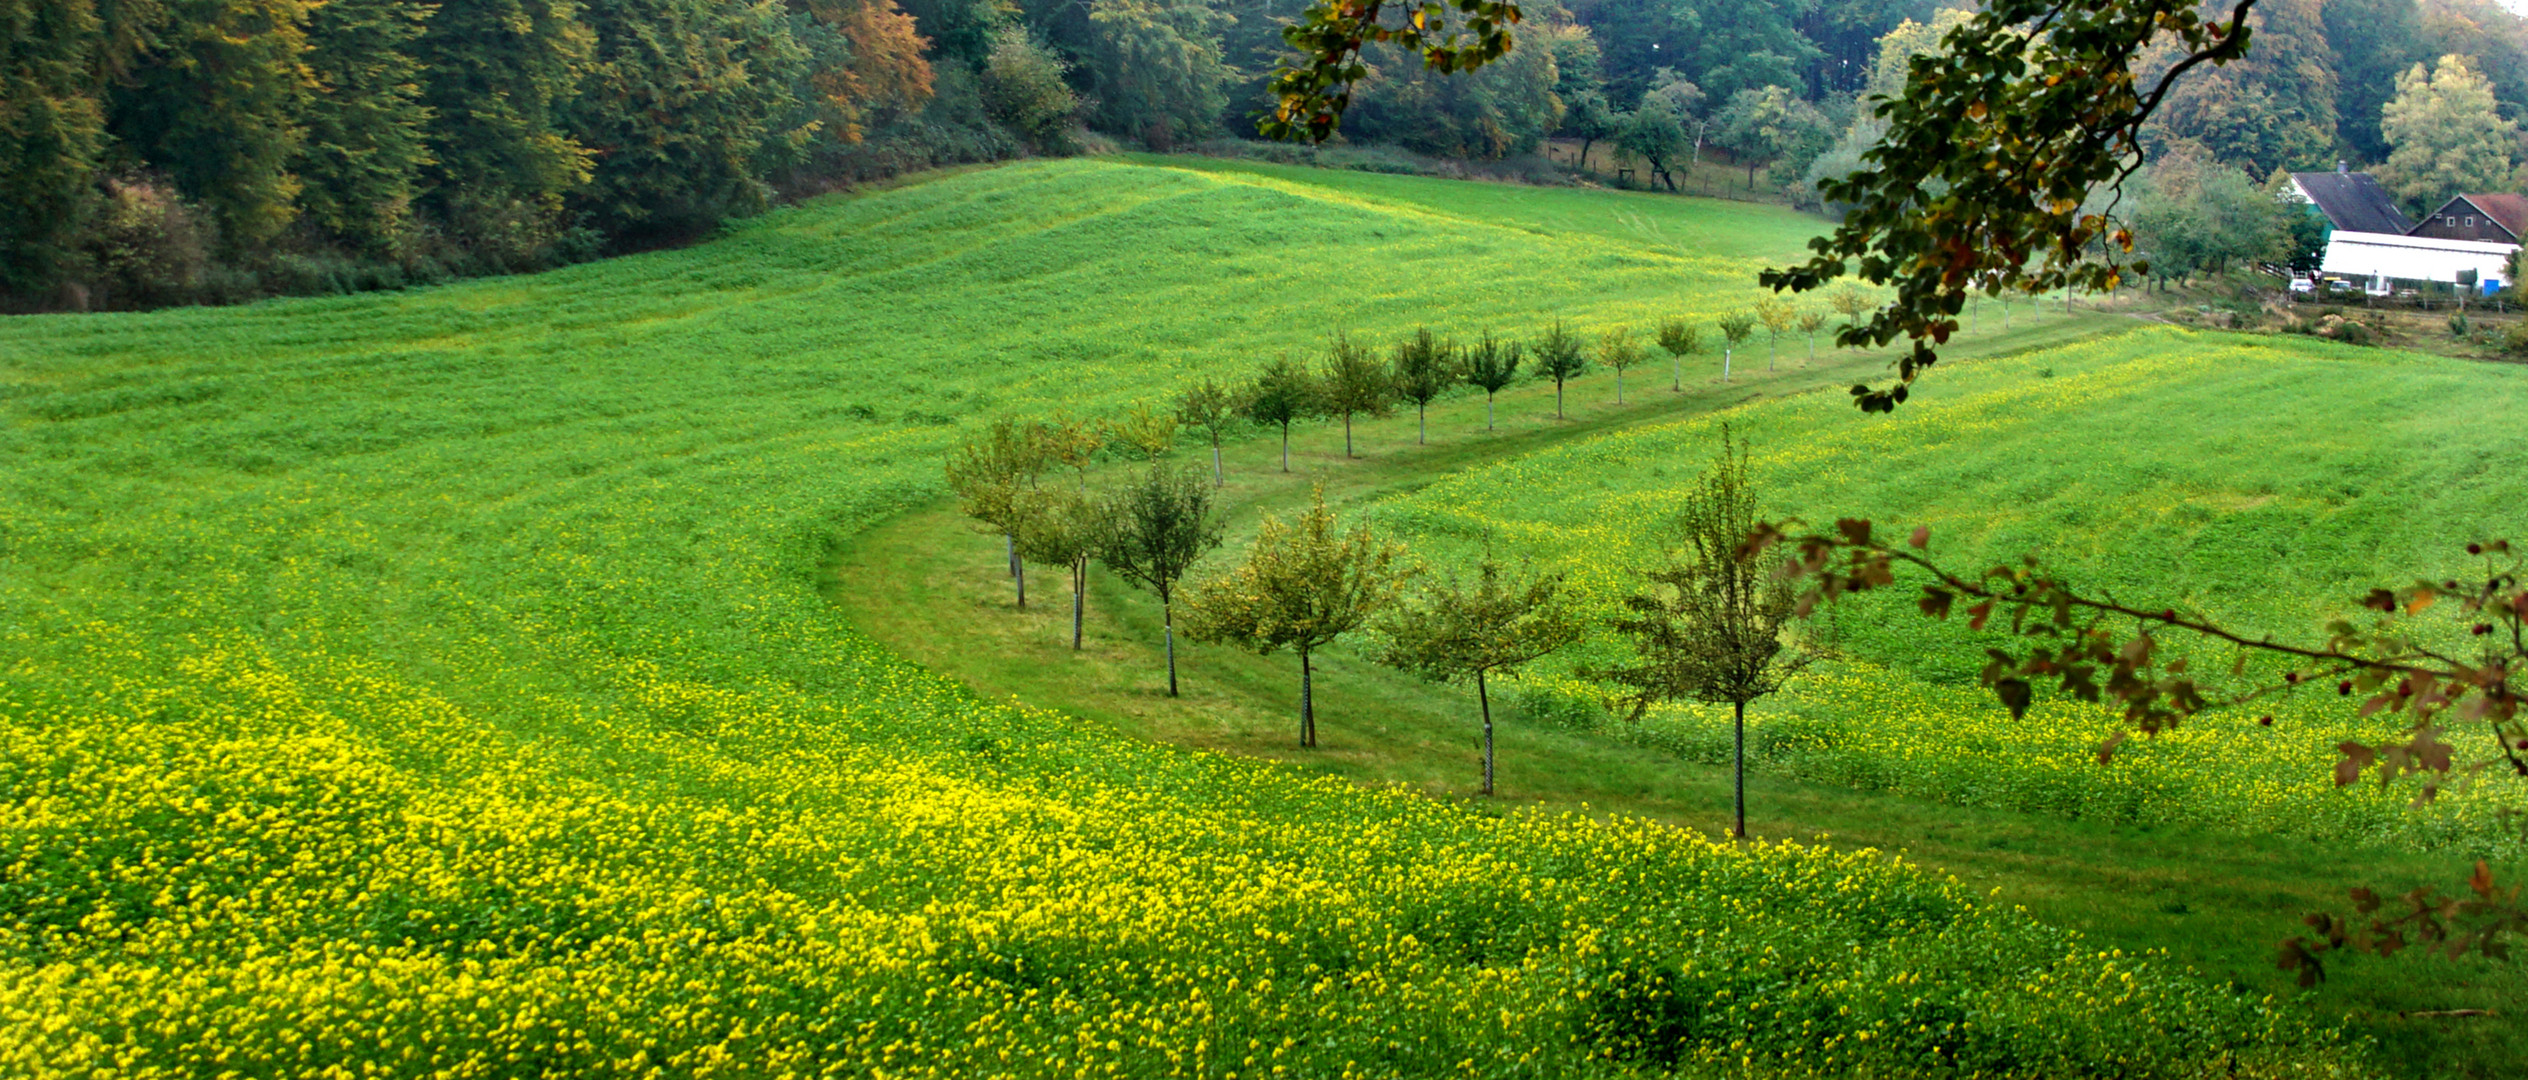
2290, 172, 2416, 235
2462, 193, 2528, 238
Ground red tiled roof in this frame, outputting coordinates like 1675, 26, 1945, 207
2464, 193, 2528, 239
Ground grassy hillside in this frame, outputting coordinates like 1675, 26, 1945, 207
0, 160, 2358, 1075
1379, 326, 2528, 855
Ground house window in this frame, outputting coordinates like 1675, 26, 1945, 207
2467, 216, 2477, 227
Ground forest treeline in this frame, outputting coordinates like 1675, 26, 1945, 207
7, 0, 2528, 311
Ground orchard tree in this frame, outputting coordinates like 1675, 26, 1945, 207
1596, 327, 1644, 404
1243, 355, 1323, 472
1532, 322, 1588, 419
1562, 88, 1623, 170
1796, 310, 1829, 365
1380, 557, 1582, 795
1462, 332, 1524, 430
1320, 334, 1394, 457
1099, 463, 1222, 697
1177, 377, 1241, 486
1390, 328, 1457, 444
1600, 429, 1807, 840
944, 418, 1049, 606
1656, 319, 1701, 392
1017, 487, 1105, 650
1754, 297, 1795, 371
1715, 311, 1756, 382
1110, 402, 1179, 462
1041, 414, 1107, 490
1829, 286, 1871, 335
1184, 487, 1408, 747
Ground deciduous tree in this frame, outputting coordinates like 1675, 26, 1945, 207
1389, 327, 1456, 444
1319, 333, 1392, 457
1656, 319, 1700, 392
2381, 54, 2519, 214
1796, 309, 1828, 365
1595, 326, 1643, 404
945, 417, 1049, 606
1016, 486, 1104, 650
1099, 463, 1222, 696
1242, 354, 1321, 472
1380, 557, 1581, 794
1184, 487, 1406, 747
1600, 429, 1806, 839
1109, 402, 1179, 462
1532, 321, 1587, 419
1715, 311, 1755, 382
1754, 298, 1794, 370
1462, 331, 1522, 430
1176, 377, 1240, 485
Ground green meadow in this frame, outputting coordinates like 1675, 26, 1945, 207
0, 155, 2505, 1076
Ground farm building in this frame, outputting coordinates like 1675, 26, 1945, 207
2286, 169, 2416, 236
2408, 193, 2528, 243
2320, 230, 2516, 292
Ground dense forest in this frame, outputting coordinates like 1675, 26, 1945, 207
6, 0, 2528, 310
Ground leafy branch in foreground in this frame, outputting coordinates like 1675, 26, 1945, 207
1260, 0, 1524, 142
1744, 519, 2528, 980
1755, 0, 2258, 413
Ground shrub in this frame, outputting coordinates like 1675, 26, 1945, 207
87, 177, 211, 309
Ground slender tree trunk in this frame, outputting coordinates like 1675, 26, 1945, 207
1212, 442, 1223, 487
1579, 137, 1594, 169
1006, 534, 1016, 577
1164, 602, 1178, 697
1616, 369, 1624, 404
1015, 556, 1026, 609
1070, 557, 1085, 650
1478, 669, 1494, 796
1417, 403, 1426, 444
1299, 649, 1315, 747
1732, 698, 1747, 840
1806, 334, 1816, 365
1672, 356, 1681, 392
1485, 393, 1495, 431
1723, 347, 1732, 382
1746, 160, 1756, 189
1343, 412, 1354, 457
2003, 299, 2012, 331
1768, 337, 1777, 371
1555, 378, 1565, 419
1280, 423, 1291, 472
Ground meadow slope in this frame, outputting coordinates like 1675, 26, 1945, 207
0, 160, 2366, 1076
1379, 326, 2528, 853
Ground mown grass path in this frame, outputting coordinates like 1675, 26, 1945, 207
839, 319, 2528, 1078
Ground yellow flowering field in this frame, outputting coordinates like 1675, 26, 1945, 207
1380, 326, 2528, 855
0, 162, 2362, 1076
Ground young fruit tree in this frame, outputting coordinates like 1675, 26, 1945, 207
1596, 327, 1645, 404
1016, 486, 1104, 650
1379, 558, 1583, 795
1184, 487, 1408, 748
1532, 321, 1588, 419
1098, 463, 1222, 697
1828, 286, 1871, 336
1390, 328, 1457, 444
1715, 312, 1757, 383
1109, 403, 1178, 463
1320, 334, 1394, 458
1462, 332, 1523, 431
1599, 429, 1808, 840
1177, 377, 1241, 486
1242, 355, 1322, 472
1796, 309, 1829, 365
1656, 319, 1701, 392
944, 417, 1049, 606
1754, 297, 1795, 371
1041, 414, 1106, 490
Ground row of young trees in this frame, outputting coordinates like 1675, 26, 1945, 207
944, 397, 1808, 825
